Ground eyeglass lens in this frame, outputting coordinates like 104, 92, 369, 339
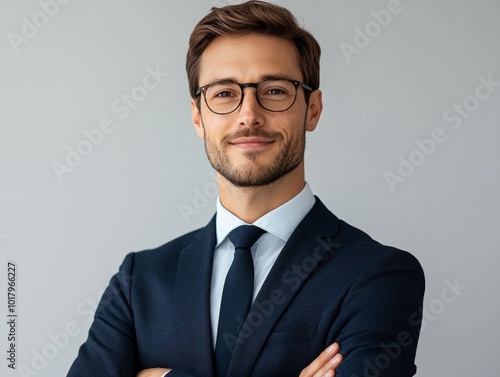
204, 79, 298, 114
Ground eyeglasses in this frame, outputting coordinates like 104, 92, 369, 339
195, 78, 313, 115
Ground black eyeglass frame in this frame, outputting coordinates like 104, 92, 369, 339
195, 78, 313, 115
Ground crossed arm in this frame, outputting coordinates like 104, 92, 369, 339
67, 248, 424, 377
136, 343, 343, 377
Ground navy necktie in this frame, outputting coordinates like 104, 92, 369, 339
215, 225, 266, 377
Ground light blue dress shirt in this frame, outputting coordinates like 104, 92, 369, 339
210, 183, 316, 347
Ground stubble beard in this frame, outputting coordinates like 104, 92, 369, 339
203, 123, 307, 188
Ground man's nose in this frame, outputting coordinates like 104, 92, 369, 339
237, 88, 265, 127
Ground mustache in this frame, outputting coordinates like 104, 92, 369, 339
222, 128, 282, 143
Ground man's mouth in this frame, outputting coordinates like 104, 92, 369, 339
229, 137, 275, 149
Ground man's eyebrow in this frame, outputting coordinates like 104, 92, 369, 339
202, 74, 296, 86
259, 74, 296, 81
203, 77, 238, 85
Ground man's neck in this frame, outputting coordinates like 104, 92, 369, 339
217, 164, 306, 223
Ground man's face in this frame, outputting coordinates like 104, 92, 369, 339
191, 34, 322, 187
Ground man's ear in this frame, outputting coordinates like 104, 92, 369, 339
191, 99, 204, 139
305, 89, 323, 132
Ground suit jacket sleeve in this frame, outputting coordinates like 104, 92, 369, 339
333, 248, 425, 377
66, 253, 199, 377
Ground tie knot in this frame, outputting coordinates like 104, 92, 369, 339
228, 225, 266, 251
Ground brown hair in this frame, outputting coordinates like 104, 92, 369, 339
186, 0, 321, 101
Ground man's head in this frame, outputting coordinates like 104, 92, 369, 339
187, 1, 323, 189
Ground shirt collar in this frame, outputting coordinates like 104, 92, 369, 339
215, 182, 316, 247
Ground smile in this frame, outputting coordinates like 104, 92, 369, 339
229, 137, 275, 149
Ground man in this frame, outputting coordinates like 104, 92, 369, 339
67, 1, 425, 376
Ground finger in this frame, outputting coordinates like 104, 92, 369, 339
312, 353, 343, 377
299, 343, 340, 377
136, 368, 171, 377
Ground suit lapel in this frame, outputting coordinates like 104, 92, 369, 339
227, 199, 340, 377
175, 216, 217, 376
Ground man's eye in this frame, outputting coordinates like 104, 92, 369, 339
216, 91, 234, 97
262, 88, 290, 96
267, 89, 285, 95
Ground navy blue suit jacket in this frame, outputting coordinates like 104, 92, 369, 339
67, 198, 424, 377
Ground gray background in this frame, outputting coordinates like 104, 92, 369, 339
1, 0, 499, 376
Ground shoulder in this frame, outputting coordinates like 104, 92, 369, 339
310, 197, 422, 275
335, 218, 425, 285
139, 227, 205, 259
117, 225, 207, 272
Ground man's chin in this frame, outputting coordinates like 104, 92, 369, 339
217, 162, 294, 188
222, 176, 280, 188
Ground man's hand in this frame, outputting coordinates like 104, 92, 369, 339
299, 343, 343, 377
136, 368, 171, 377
